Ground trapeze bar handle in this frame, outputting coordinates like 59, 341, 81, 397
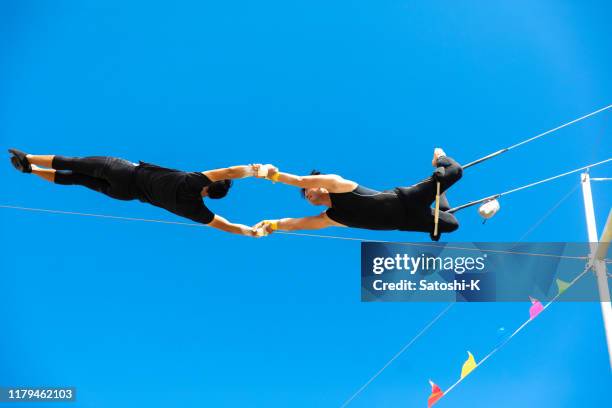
462, 149, 508, 170
447, 194, 501, 214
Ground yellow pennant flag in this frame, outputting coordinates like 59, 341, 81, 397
556, 279, 570, 295
460, 351, 477, 379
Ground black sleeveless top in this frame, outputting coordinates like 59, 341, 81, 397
325, 185, 410, 230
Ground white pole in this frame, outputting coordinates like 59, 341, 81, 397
595, 210, 612, 261
581, 173, 612, 369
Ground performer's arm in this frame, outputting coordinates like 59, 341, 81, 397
203, 165, 256, 182
254, 212, 343, 235
209, 215, 257, 237
256, 165, 357, 193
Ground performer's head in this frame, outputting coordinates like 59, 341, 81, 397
300, 170, 330, 206
205, 179, 233, 199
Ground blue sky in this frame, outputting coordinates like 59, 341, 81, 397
1, 1, 610, 407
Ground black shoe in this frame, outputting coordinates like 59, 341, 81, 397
8, 148, 31, 173
429, 231, 441, 242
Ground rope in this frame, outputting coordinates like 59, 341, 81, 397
278, 234, 587, 261
462, 105, 611, 169
0, 204, 588, 261
448, 157, 612, 213
0, 205, 208, 228
442, 263, 591, 398
517, 183, 580, 242
339, 304, 454, 408
501, 158, 611, 195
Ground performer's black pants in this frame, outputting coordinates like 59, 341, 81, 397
52, 156, 139, 201
396, 156, 463, 233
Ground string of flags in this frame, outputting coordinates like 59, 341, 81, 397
426, 268, 588, 407
427, 350, 479, 408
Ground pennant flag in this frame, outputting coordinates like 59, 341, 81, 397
556, 279, 570, 295
460, 351, 477, 379
529, 296, 544, 319
428, 380, 444, 408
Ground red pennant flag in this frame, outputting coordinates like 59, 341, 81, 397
428, 380, 444, 407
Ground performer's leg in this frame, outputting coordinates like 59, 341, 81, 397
39, 156, 136, 199
31, 165, 56, 183
396, 156, 463, 207
50, 156, 110, 178
436, 210, 459, 233
30, 164, 110, 194
14, 151, 111, 178
26, 154, 54, 168
439, 192, 450, 212
54, 170, 110, 194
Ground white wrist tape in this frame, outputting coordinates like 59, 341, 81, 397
257, 164, 272, 178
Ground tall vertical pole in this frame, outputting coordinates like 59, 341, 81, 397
581, 172, 612, 369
